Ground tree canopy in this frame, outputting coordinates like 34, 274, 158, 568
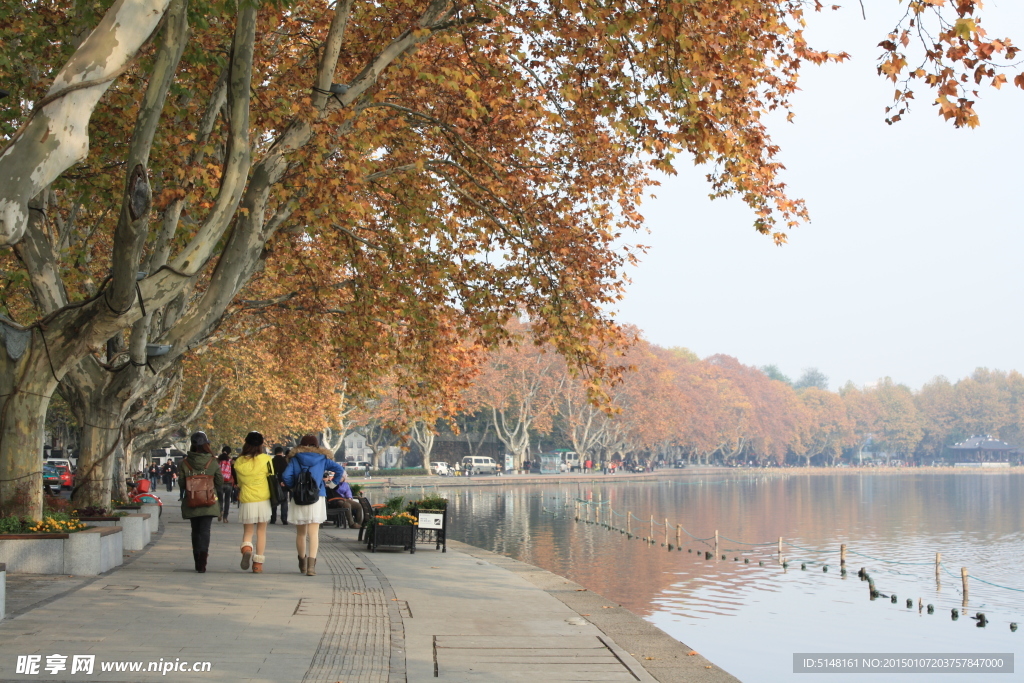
1, 0, 1020, 517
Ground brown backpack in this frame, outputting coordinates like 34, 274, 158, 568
184, 457, 217, 508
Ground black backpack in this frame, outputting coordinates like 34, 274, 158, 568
292, 461, 321, 506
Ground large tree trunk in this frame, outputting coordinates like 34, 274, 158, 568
70, 394, 122, 509
0, 334, 61, 520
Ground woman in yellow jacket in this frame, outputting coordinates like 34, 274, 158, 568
233, 431, 273, 573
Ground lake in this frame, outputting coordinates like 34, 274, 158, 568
432, 471, 1023, 682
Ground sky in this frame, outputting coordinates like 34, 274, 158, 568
614, 2, 1024, 392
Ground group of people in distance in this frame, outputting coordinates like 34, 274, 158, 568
181, 431, 345, 576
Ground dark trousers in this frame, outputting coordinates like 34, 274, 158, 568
217, 484, 234, 520
190, 516, 214, 553
271, 490, 289, 524
163, 476, 174, 491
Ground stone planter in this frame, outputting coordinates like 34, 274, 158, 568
0, 527, 123, 575
140, 504, 161, 534
368, 524, 416, 553
79, 514, 151, 551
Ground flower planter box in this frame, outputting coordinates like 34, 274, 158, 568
368, 524, 416, 553
78, 514, 151, 551
0, 527, 123, 575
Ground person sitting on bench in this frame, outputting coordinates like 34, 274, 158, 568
325, 472, 362, 527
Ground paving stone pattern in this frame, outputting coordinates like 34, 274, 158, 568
0, 496, 735, 683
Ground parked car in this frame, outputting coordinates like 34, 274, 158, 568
461, 456, 498, 475
45, 457, 74, 472
430, 462, 450, 476
54, 464, 74, 490
42, 464, 62, 494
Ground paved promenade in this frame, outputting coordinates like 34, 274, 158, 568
0, 497, 736, 682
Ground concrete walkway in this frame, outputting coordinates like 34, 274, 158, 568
0, 499, 737, 683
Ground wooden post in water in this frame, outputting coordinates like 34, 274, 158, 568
664, 518, 669, 546
935, 552, 942, 590
649, 516, 654, 543
676, 524, 682, 548
840, 543, 847, 568
961, 567, 969, 605
715, 530, 719, 560
626, 512, 631, 535
778, 536, 783, 562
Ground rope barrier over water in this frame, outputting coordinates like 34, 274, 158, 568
571, 497, 1024, 597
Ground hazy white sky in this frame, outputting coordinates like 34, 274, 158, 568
615, 2, 1024, 391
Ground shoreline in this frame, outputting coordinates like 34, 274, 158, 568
355, 465, 1024, 490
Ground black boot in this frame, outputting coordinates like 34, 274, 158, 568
197, 551, 208, 573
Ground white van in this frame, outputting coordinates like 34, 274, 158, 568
430, 462, 450, 476
461, 456, 497, 475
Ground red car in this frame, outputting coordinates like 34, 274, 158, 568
54, 464, 74, 490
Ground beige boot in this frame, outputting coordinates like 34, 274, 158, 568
298, 555, 307, 574
305, 556, 317, 576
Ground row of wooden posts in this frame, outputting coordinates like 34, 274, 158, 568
574, 500, 973, 604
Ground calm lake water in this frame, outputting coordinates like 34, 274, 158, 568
429, 472, 1023, 682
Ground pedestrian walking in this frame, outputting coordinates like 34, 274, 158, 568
233, 431, 273, 573
180, 431, 223, 573
282, 434, 345, 576
161, 460, 175, 491
269, 446, 289, 525
216, 452, 234, 522
147, 463, 159, 490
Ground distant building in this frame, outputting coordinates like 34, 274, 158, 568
946, 435, 1019, 463
342, 432, 371, 461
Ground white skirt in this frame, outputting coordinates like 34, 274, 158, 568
290, 496, 327, 525
238, 499, 272, 524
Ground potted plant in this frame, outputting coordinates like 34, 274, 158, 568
406, 494, 448, 552
367, 497, 417, 553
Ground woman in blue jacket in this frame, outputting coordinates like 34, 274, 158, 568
282, 434, 346, 576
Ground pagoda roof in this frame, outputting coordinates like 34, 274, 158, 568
948, 435, 1018, 451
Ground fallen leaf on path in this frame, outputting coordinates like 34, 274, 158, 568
687, 651, 699, 656
351, 592, 363, 595
575, 589, 587, 591
581, 614, 590, 616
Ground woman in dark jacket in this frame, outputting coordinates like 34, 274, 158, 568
180, 431, 224, 573
282, 435, 345, 576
